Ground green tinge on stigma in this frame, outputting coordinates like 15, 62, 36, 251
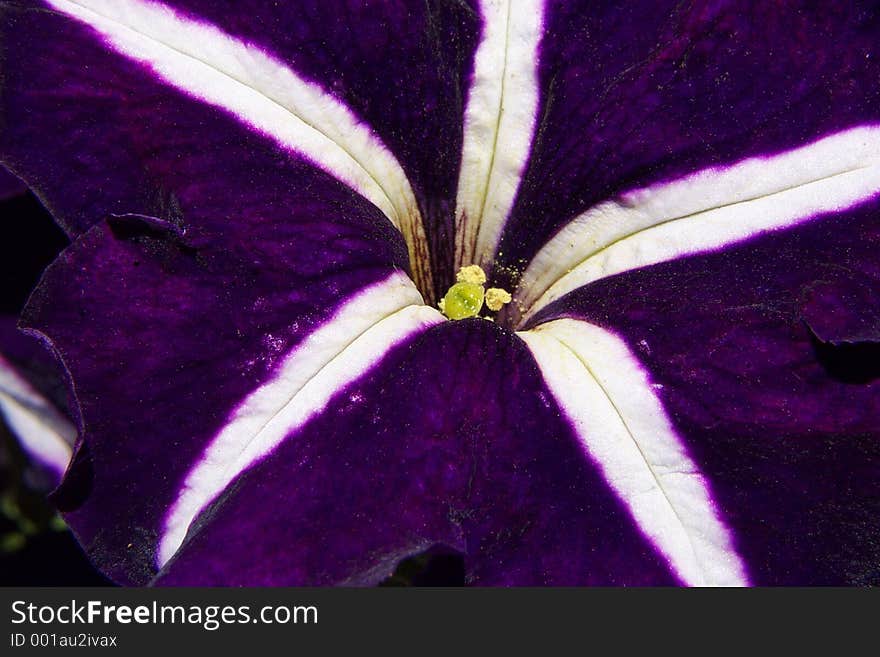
441, 281, 485, 320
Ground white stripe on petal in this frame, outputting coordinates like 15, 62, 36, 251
45, 0, 433, 298
158, 272, 444, 566
519, 319, 748, 586
0, 355, 76, 481
515, 125, 880, 325
454, 0, 543, 271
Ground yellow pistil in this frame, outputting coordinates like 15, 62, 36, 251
440, 265, 486, 320
440, 281, 484, 320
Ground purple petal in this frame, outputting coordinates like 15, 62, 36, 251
2, 2, 157, 238
535, 202, 880, 584
2, 0, 483, 296
154, 321, 682, 586
493, 1, 880, 287
3, 0, 877, 587
511, 126, 880, 326
160, 0, 481, 281
519, 319, 748, 585
16, 86, 423, 580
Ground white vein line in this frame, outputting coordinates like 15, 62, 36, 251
454, 0, 543, 271
519, 319, 749, 586
0, 354, 76, 480
514, 125, 880, 326
45, 0, 434, 298
158, 273, 444, 566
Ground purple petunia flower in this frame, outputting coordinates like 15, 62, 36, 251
1, 0, 879, 585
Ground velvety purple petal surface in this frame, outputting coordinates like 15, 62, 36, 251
2, 10, 414, 580
23, 180, 406, 583
2, 3, 161, 238
801, 277, 880, 346
2, 0, 878, 587
155, 320, 679, 586
0, 1, 480, 290
492, 0, 880, 288
533, 202, 880, 585
1, 1, 471, 271
160, 0, 480, 289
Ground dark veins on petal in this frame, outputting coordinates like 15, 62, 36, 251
159, 0, 482, 293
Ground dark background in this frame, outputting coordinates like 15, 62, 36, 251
0, 188, 111, 585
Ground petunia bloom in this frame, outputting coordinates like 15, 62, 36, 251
1, 0, 879, 585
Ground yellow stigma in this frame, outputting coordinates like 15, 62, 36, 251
484, 287, 512, 312
440, 282, 484, 319
440, 266, 487, 320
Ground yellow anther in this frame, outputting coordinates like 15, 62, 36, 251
456, 264, 487, 286
484, 287, 512, 312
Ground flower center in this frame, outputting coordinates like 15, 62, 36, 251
438, 265, 512, 321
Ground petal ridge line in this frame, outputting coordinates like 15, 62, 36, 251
158, 272, 444, 566
513, 125, 880, 326
44, 0, 434, 298
519, 319, 749, 586
454, 0, 543, 272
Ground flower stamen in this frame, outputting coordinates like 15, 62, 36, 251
456, 264, 487, 286
484, 287, 512, 312
439, 266, 511, 320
